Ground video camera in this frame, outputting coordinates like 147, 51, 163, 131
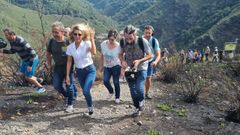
125, 66, 138, 81
0, 38, 7, 49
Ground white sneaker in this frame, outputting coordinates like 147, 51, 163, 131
107, 93, 114, 100
65, 105, 73, 113
139, 100, 144, 107
36, 87, 46, 94
115, 98, 120, 104
139, 100, 145, 111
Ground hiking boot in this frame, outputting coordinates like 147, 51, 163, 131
115, 98, 120, 104
65, 105, 73, 113
88, 107, 94, 115
145, 94, 152, 100
36, 87, 46, 94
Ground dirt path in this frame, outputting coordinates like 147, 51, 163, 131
1, 80, 240, 135
0, 82, 154, 135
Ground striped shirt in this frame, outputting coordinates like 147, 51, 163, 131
3, 36, 36, 66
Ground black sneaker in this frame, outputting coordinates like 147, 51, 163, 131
88, 107, 94, 115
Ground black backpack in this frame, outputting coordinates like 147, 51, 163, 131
48, 38, 70, 47
151, 37, 157, 50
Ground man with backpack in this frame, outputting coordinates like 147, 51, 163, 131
119, 25, 152, 117
46, 21, 76, 112
143, 25, 161, 99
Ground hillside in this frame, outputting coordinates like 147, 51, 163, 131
0, 0, 117, 48
88, 0, 240, 50
9, 0, 117, 31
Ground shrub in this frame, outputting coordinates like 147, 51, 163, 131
225, 83, 240, 123
178, 64, 208, 103
160, 55, 184, 83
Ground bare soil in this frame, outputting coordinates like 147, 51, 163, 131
0, 77, 240, 135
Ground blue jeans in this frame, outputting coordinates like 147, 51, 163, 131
53, 66, 76, 105
76, 64, 96, 107
71, 74, 78, 98
20, 55, 39, 77
103, 65, 121, 99
126, 70, 147, 109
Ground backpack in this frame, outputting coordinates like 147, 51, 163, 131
151, 37, 156, 50
120, 37, 145, 55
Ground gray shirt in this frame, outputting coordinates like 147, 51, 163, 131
121, 37, 151, 71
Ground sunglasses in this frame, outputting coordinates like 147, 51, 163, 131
73, 33, 82, 36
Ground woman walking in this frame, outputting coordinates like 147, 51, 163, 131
66, 23, 96, 115
100, 29, 122, 104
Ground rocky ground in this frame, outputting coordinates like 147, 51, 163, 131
1, 76, 240, 135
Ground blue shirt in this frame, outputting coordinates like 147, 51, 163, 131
143, 36, 160, 62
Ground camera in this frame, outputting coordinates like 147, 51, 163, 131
0, 38, 7, 48
125, 67, 137, 81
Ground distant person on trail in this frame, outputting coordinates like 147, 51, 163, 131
200, 49, 205, 62
160, 48, 169, 65
46, 21, 76, 112
205, 46, 210, 61
99, 29, 122, 104
0, 28, 45, 93
212, 47, 218, 62
219, 50, 224, 63
179, 49, 185, 64
119, 25, 152, 117
193, 50, 198, 62
187, 49, 194, 63
143, 25, 161, 99
65, 23, 97, 115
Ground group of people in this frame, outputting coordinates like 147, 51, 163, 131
0, 22, 161, 117
179, 46, 224, 64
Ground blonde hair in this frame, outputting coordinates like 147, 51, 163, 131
70, 23, 94, 42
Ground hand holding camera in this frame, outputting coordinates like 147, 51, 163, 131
125, 65, 137, 81
0, 38, 7, 49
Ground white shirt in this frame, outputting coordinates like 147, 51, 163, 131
66, 41, 93, 69
100, 40, 121, 68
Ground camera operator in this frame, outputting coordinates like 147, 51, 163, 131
0, 28, 45, 93
119, 25, 152, 117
